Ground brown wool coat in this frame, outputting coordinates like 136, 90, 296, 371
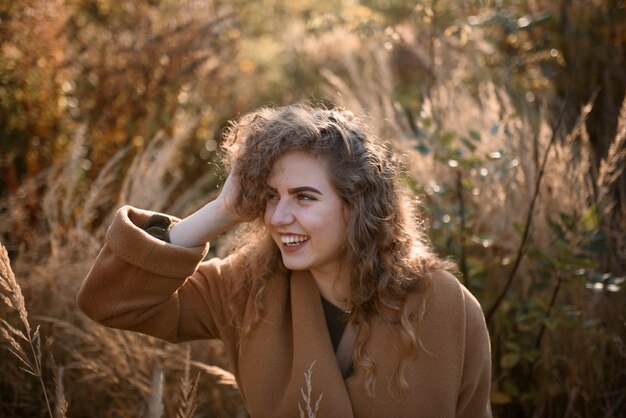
77, 206, 493, 418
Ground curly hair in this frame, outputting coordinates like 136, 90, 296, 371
221, 104, 455, 395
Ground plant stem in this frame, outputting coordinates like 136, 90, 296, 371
456, 170, 468, 285
535, 274, 563, 350
28, 329, 53, 418
485, 88, 572, 325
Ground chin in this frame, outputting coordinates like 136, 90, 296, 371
280, 257, 310, 271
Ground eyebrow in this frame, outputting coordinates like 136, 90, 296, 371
267, 185, 323, 195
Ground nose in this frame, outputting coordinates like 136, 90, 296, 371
268, 199, 295, 226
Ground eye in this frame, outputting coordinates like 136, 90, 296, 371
297, 193, 317, 201
266, 191, 279, 201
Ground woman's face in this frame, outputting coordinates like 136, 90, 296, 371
264, 151, 348, 279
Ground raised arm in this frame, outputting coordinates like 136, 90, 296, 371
76, 173, 251, 342
169, 173, 250, 247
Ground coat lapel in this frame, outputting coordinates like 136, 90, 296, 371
289, 270, 354, 418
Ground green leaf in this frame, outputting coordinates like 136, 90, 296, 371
462, 156, 483, 167
531, 280, 551, 292
542, 317, 558, 330
513, 222, 525, 236
521, 349, 541, 362
556, 240, 573, 261
459, 136, 477, 152
526, 244, 544, 260
460, 178, 473, 190
589, 272, 609, 283
415, 142, 430, 155
439, 131, 456, 146
581, 205, 601, 232
583, 319, 600, 328
469, 129, 481, 141
504, 341, 520, 352
501, 353, 520, 369
503, 380, 521, 397
582, 232, 608, 254
606, 276, 624, 293
559, 212, 576, 232
548, 219, 565, 240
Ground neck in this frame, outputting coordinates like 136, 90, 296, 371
310, 267, 351, 311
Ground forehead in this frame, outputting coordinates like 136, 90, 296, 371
268, 151, 332, 186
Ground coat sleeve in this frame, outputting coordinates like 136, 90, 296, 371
456, 287, 493, 417
76, 205, 240, 344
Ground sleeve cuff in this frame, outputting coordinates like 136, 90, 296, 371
106, 205, 210, 278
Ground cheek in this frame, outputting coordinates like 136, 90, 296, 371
263, 205, 273, 225
320, 206, 348, 241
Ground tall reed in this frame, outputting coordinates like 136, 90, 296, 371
0, 243, 55, 417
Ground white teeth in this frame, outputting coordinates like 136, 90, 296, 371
281, 235, 309, 245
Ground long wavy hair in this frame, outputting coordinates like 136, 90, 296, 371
221, 104, 455, 394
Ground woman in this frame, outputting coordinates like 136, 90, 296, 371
77, 104, 492, 417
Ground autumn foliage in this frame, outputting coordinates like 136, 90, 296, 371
1, 0, 624, 417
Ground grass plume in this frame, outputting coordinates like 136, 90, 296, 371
176, 347, 201, 418
298, 360, 323, 418
0, 242, 54, 417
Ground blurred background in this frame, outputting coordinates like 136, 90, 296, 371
0, 0, 624, 417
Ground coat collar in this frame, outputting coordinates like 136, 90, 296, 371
289, 270, 355, 418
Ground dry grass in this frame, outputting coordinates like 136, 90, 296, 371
1, 2, 624, 417
298, 361, 323, 418
0, 120, 245, 416
0, 239, 244, 416
0, 243, 54, 417
297, 21, 625, 417
176, 348, 200, 418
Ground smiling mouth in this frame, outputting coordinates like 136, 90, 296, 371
280, 235, 310, 247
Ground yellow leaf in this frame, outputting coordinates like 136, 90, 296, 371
491, 391, 512, 405
500, 353, 520, 369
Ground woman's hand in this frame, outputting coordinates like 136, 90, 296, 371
217, 172, 248, 223
168, 172, 251, 248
